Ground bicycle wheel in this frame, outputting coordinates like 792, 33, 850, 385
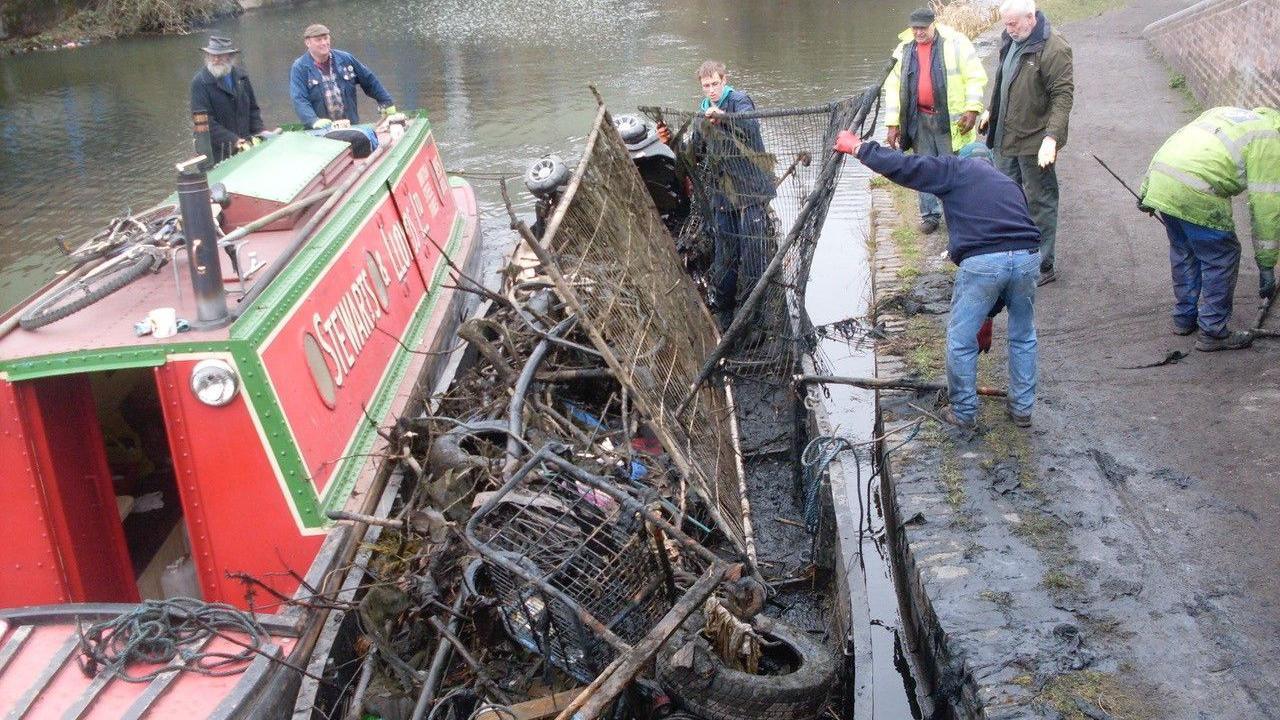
64, 205, 179, 266
19, 251, 159, 330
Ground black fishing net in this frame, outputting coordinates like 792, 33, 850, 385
640, 100, 861, 380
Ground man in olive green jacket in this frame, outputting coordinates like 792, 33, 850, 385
1138, 106, 1280, 352
982, 0, 1073, 286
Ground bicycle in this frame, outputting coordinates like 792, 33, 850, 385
19, 204, 184, 331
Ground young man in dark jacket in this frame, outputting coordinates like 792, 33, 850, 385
835, 131, 1041, 428
189, 36, 264, 164
686, 60, 776, 329
982, 0, 1073, 286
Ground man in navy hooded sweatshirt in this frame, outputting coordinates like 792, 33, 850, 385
835, 130, 1041, 428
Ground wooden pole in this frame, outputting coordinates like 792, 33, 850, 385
795, 373, 1007, 398
553, 563, 728, 720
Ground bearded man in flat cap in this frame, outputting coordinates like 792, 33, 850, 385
190, 35, 264, 163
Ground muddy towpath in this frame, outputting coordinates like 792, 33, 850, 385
1038, 0, 1280, 713
867, 0, 1280, 717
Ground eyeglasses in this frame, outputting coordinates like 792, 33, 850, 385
700, 79, 723, 90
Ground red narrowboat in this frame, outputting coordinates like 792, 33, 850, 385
0, 113, 481, 718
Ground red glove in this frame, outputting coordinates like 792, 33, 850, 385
833, 130, 861, 155
977, 318, 993, 353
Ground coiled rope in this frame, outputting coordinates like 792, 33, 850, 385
77, 597, 268, 682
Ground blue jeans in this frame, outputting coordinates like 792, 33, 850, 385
909, 113, 953, 221
947, 250, 1039, 421
995, 153, 1059, 272
1163, 214, 1240, 337
710, 203, 769, 314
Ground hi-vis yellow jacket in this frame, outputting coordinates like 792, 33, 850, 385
885, 24, 987, 152
1140, 106, 1280, 268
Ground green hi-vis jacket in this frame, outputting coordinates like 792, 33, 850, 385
884, 23, 987, 152
1140, 106, 1280, 268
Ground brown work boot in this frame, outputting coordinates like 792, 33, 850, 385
1005, 404, 1032, 428
1194, 330, 1253, 352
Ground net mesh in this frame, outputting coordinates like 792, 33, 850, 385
536, 106, 750, 554
641, 100, 860, 379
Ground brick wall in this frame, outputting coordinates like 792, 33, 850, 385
1145, 0, 1279, 110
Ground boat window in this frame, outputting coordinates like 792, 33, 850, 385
304, 332, 337, 408
366, 252, 390, 310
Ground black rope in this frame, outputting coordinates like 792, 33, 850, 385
77, 597, 268, 682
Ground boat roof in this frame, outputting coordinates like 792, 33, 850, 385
0, 610, 298, 719
0, 123, 407, 369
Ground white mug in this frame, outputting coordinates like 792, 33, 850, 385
150, 307, 178, 339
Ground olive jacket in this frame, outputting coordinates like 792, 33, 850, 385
985, 11, 1074, 157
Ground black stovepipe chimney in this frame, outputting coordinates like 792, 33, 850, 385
176, 156, 228, 325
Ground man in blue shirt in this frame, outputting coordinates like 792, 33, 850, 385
289, 24, 396, 129
836, 131, 1041, 428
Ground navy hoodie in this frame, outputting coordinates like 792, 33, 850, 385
856, 141, 1040, 264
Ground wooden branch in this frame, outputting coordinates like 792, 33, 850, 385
795, 373, 1007, 398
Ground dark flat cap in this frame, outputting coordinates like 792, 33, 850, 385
909, 8, 936, 27
303, 23, 331, 38
201, 36, 238, 55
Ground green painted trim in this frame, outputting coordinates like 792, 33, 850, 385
317, 213, 465, 514
230, 346, 325, 527
1, 342, 225, 380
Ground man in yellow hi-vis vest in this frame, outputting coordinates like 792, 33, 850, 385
1139, 106, 1280, 352
884, 7, 987, 235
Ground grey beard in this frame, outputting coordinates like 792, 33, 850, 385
206, 61, 233, 79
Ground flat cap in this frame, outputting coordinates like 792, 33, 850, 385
201, 35, 238, 55
303, 23, 331, 38
909, 8, 936, 27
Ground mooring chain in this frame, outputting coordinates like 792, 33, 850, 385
76, 597, 268, 682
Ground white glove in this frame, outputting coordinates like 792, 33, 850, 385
312, 118, 333, 129
977, 110, 990, 133
1038, 136, 1057, 167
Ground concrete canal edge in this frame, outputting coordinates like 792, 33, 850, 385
863, 181, 1158, 719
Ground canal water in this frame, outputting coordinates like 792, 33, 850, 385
0, 0, 922, 716
0, 0, 915, 307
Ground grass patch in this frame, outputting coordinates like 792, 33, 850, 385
1167, 71, 1204, 113
1012, 512, 1064, 551
890, 315, 944, 376
1039, 670, 1157, 720
980, 589, 1014, 608
939, 447, 965, 508
1042, 569, 1082, 592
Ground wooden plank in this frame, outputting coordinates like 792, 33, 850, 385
473, 689, 585, 720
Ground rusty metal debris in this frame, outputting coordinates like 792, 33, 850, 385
282, 90, 868, 720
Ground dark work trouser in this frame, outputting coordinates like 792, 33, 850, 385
1163, 214, 1241, 338
996, 152, 1059, 273
908, 111, 954, 222
710, 203, 769, 317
